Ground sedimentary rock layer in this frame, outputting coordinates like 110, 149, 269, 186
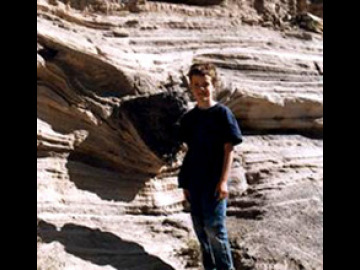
37, 1, 323, 269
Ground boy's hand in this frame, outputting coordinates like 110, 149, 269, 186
216, 181, 229, 200
183, 189, 190, 202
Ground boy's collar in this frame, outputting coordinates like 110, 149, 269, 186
196, 102, 219, 110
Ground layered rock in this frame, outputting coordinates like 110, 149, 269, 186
37, 0, 323, 269
228, 135, 322, 270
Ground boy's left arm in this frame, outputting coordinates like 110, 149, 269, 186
216, 142, 234, 200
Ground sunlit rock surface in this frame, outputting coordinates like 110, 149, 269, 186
37, 1, 323, 269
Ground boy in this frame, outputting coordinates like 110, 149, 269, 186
178, 63, 242, 270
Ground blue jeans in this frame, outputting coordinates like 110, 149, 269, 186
189, 189, 234, 270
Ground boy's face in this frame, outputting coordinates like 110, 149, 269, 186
189, 75, 214, 103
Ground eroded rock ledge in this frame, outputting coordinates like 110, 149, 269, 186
37, 1, 323, 269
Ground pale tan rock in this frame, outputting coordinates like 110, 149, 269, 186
228, 135, 322, 270
296, 12, 323, 34
37, 1, 322, 269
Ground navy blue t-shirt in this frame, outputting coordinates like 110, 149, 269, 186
177, 103, 243, 192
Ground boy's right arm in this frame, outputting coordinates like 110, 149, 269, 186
177, 113, 191, 201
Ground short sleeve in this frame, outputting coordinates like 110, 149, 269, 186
177, 114, 190, 189
223, 107, 243, 146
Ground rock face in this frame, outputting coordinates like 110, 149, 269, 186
37, 0, 323, 269
227, 135, 322, 270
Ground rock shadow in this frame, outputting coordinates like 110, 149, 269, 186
38, 220, 176, 270
38, 83, 188, 202
120, 91, 188, 162
65, 159, 150, 202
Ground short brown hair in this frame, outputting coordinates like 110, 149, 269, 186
187, 63, 218, 86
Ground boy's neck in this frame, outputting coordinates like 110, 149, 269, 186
197, 99, 217, 109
